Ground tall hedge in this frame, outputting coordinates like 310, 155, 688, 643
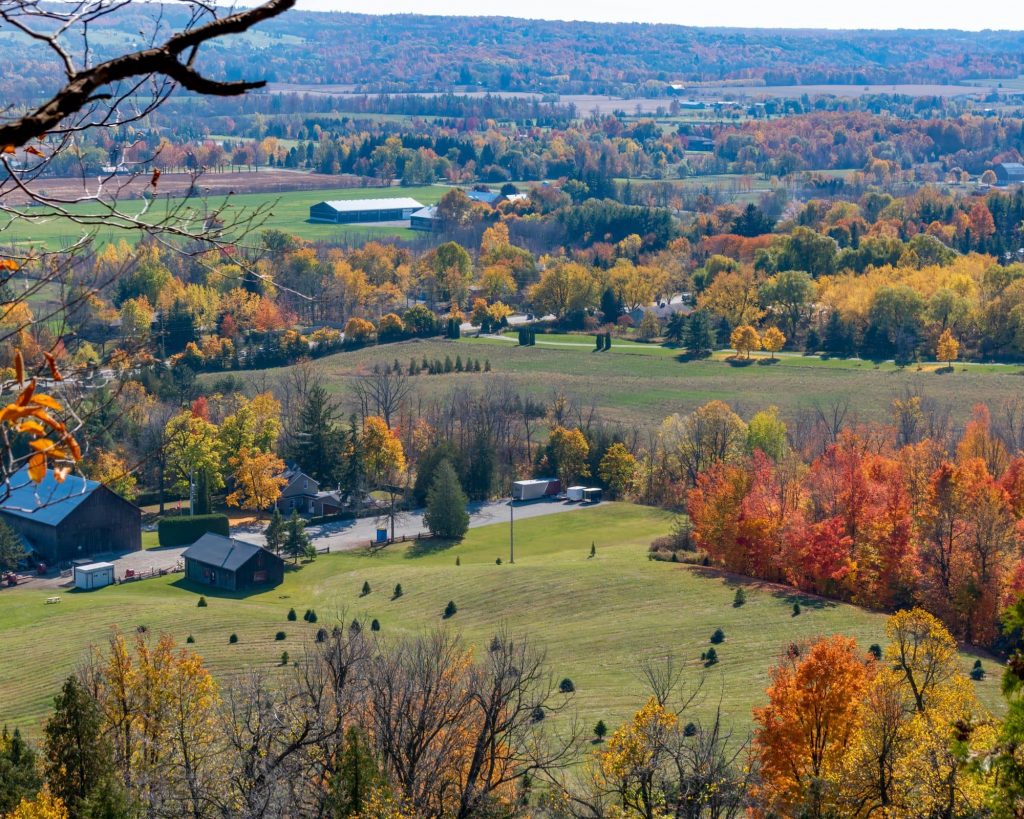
158, 514, 230, 547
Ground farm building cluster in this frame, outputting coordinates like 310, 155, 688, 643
308, 188, 527, 231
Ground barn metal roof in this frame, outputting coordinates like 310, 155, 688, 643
466, 190, 503, 205
183, 533, 272, 572
315, 197, 424, 213
0, 467, 100, 527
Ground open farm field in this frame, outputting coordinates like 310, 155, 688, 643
226, 333, 1024, 429
0, 184, 449, 249
0, 504, 1002, 740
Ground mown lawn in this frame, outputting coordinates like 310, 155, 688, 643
226, 333, 1024, 428
0, 504, 1003, 740
0, 185, 448, 249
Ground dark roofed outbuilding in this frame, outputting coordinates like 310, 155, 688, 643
0, 467, 141, 566
183, 533, 284, 592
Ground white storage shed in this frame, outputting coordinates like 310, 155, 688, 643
74, 561, 115, 590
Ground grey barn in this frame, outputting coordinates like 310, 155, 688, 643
995, 163, 1024, 185
183, 533, 285, 592
0, 467, 141, 566
309, 197, 423, 224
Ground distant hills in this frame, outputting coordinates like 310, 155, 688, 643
4, 9, 1024, 103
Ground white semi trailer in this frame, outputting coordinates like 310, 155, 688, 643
512, 478, 561, 501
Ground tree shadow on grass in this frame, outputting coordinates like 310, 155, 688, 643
686, 566, 837, 611
726, 357, 755, 367
756, 358, 780, 366
674, 351, 712, 363
770, 590, 836, 611
405, 536, 460, 559
170, 577, 280, 600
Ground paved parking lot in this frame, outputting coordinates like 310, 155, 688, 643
5, 499, 595, 591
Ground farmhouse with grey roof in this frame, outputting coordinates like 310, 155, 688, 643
183, 533, 284, 592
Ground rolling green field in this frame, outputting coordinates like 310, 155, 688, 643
0, 185, 449, 249
0, 504, 1003, 740
228, 331, 1024, 428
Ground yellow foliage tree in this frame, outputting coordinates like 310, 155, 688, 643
698, 267, 764, 327
344, 317, 376, 344
84, 450, 138, 501
548, 426, 590, 487
839, 609, 995, 817
227, 449, 287, 517
730, 324, 761, 359
761, 325, 786, 359
528, 261, 598, 319
478, 265, 516, 302
4, 788, 68, 819
598, 697, 678, 815
598, 442, 638, 499
936, 328, 959, 368
91, 631, 224, 812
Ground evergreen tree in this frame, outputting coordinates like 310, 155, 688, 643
284, 510, 311, 563
0, 726, 40, 814
424, 460, 470, 539
329, 726, 387, 817
289, 384, 343, 484
823, 310, 852, 356
0, 519, 25, 571
194, 467, 212, 515
264, 507, 286, 554
44, 676, 120, 816
599, 287, 622, 323
594, 720, 608, 741
665, 311, 686, 345
684, 311, 715, 357
339, 415, 366, 512
412, 442, 463, 507
463, 431, 496, 501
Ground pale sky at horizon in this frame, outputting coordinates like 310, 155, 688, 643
292, 0, 1022, 31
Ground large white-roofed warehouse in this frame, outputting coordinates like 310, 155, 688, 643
308, 197, 424, 224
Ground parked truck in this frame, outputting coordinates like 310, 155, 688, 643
512, 478, 561, 501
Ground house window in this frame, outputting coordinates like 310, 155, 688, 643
253, 570, 267, 583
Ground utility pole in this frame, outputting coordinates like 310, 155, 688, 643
509, 497, 515, 564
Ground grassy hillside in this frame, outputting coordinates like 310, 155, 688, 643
0, 185, 449, 249
0, 504, 1002, 739
226, 332, 1024, 428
